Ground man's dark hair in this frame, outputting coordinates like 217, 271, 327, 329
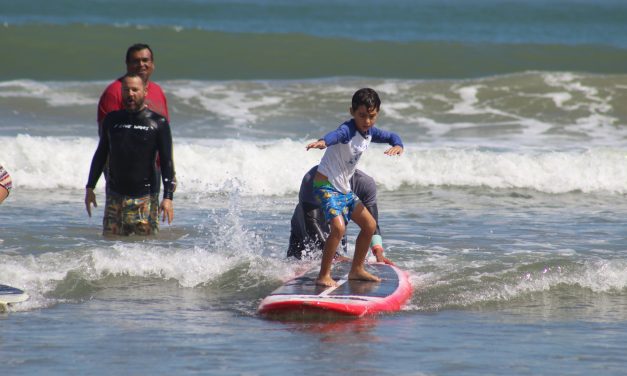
122, 72, 146, 85
125, 43, 154, 63
351, 88, 381, 112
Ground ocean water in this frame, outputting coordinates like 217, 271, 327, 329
2, 1, 627, 375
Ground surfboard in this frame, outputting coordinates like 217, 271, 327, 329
0, 284, 29, 312
258, 261, 412, 318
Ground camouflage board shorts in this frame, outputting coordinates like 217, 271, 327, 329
103, 192, 159, 236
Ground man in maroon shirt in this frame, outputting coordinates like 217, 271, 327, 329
98, 43, 176, 191
97, 43, 169, 135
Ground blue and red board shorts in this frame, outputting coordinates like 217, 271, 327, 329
313, 180, 360, 224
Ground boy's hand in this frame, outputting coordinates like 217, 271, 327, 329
385, 145, 403, 156
306, 140, 327, 150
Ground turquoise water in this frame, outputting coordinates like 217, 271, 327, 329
4, 24, 627, 80
2, 1, 627, 375
2, 0, 627, 80
3, 0, 627, 46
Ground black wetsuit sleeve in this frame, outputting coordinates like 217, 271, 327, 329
364, 202, 381, 236
156, 117, 175, 200
287, 203, 326, 259
298, 166, 319, 206
302, 203, 328, 246
86, 119, 110, 189
351, 170, 382, 236
287, 166, 331, 259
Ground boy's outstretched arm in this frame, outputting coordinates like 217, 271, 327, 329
306, 140, 327, 150
370, 127, 403, 156
384, 145, 404, 156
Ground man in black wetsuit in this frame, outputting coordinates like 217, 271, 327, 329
287, 165, 393, 264
85, 73, 175, 236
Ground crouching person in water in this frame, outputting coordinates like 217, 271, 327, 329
287, 165, 393, 265
85, 73, 175, 236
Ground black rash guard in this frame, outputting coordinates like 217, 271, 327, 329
86, 107, 175, 200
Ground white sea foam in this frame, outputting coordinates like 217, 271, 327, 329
168, 81, 284, 126
1, 74, 626, 147
2, 135, 627, 195
469, 259, 627, 305
0, 79, 98, 106
1, 192, 295, 311
0, 240, 296, 312
539, 72, 620, 139
449, 85, 483, 115
402, 248, 627, 312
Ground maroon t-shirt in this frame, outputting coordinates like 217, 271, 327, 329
97, 78, 169, 128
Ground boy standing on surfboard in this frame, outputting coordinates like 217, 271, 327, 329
306, 88, 403, 287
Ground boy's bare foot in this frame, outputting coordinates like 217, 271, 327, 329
348, 268, 381, 282
315, 275, 338, 287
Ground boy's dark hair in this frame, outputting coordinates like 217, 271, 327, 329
351, 88, 381, 111
125, 43, 154, 63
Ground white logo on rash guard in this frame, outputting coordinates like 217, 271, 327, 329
114, 124, 151, 131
